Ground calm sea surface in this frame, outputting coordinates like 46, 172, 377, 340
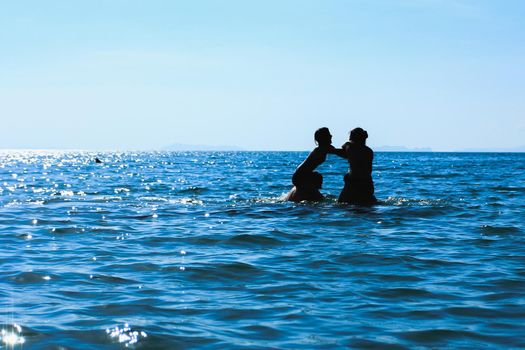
1, 151, 524, 349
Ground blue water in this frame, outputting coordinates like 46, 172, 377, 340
1, 151, 524, 349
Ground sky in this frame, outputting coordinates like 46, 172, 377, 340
1, 0, 524, 151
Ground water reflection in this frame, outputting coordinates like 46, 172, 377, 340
1, 324, 25, 346
106, 323, 147, 346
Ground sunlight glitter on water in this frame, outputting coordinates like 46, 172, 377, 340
106, 323, 147, 347
1, 324, 25, 346
1, 151, 524, 349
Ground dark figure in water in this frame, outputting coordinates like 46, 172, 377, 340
285, 127, 341, 202
338, 127, 377, 205
95, 158, 102, 164
285, 171, 324, 202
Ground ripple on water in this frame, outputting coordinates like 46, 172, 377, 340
17, 326, 150, 349
247, 282, 322, 296
480, 224, 521, 235
107, 262, 160, 272
238, 324, 283, 341
9, 271, 56, 284
185, 262, 266, 282
348, 338, 408, 350
395, 328, 525, 348
224, 233, 283, 247
49, 226, 88, 235
179, 186, 209, 194
138, 196, 168, 202
491, 185, 525, 193
88, 274, 138, 285
381, 196, 449, 207
442, 306, 521, 319
106, 323, 148, 347
369, 287, 451, 301
168, 197, 204, 205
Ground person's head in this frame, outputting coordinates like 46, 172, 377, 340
349, 127, 368, 145
314, 127, 332, 146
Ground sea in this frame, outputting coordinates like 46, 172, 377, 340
1, 151, 524, 349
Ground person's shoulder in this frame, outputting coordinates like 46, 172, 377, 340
310, 146, 326, 156
318, 144, 337, 154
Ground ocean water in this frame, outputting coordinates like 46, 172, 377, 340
1, 151, 524, 349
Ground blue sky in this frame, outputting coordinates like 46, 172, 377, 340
1, 0, 524, 151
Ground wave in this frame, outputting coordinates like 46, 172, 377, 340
138, 196, 168, 202
183, 262, 266, 282
380, 196, 449, 206
87, 274, 138, 284
480, 225, 521, 235
224, 233, 283, 247
491, 186, 525, 193
179, 186, 209, 194
168, 198, 204, 205
8, 271, 57, 284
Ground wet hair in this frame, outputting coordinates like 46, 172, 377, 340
350, 127, 368, 144
314, 127, 331, 145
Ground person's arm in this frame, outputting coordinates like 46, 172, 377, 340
329, 146, 347, 159
285, 186, 299, 202
335, 142, 352, 159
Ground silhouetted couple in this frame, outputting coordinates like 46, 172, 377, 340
286, 127, 377, 205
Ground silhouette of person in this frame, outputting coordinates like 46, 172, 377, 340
338, 127, 377, 205
285, 171, 324, 202
285, 127, 342, 202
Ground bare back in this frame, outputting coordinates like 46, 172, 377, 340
343, 142, 373, 178
294, 146, 328, 177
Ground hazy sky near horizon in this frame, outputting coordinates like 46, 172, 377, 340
1, 0, 524, 151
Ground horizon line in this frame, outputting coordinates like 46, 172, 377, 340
1, 148, 524, 153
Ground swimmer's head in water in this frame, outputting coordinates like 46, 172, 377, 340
314, 127, 332, 146
350, 127, 368, 144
